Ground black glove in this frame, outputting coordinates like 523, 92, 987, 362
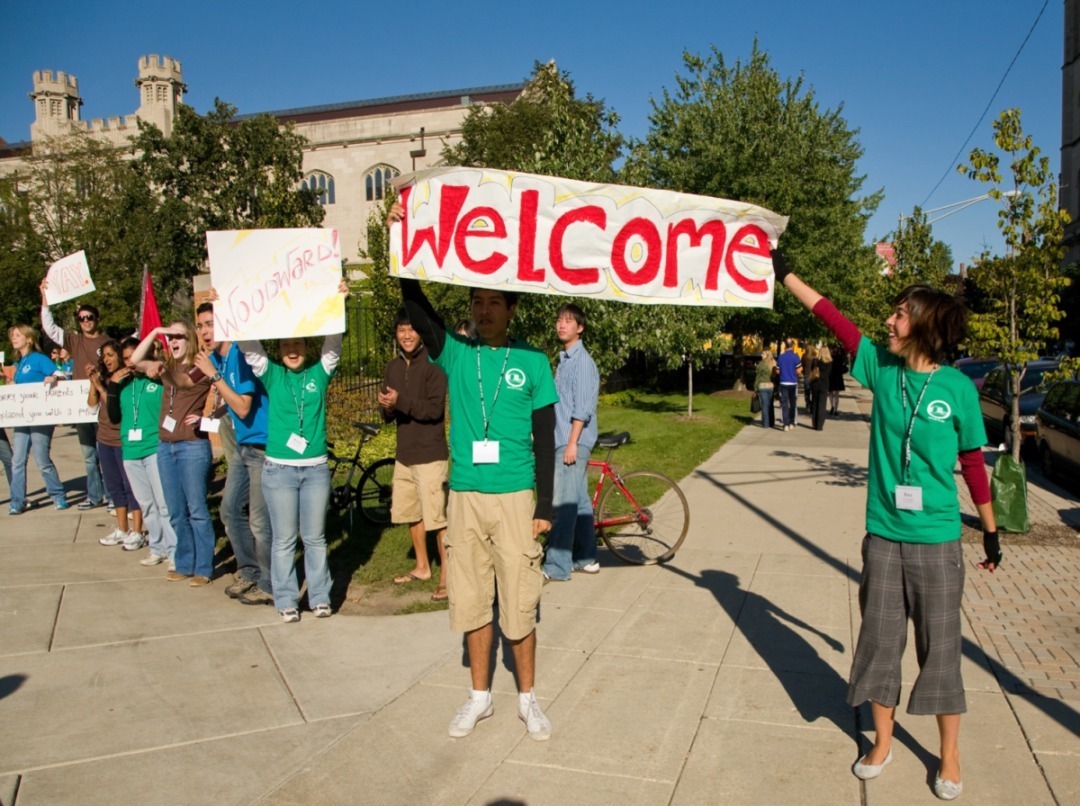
980, 529, 1003, 570
771, 249, 792, 286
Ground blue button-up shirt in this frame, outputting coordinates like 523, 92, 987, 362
553, 340, 599, 451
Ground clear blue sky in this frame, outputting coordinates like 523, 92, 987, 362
0, 0, 1060, 271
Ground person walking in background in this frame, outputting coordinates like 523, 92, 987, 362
87, 340, 145, 549
543, 303, 600, 581
237, 280, 349, 623
132, 322, 215, 586
379, 306, 450, 601
810, 344, 832, 432
7, 325, 68, 514
192, 303, 274, 607
829, 343, 848, 416
774, 251, 1001, 801
754, 350, 777, 429
107, 338, 176, 568
40, 282, 110, 509
802, 345, 817, 413
776, 339, 801, 431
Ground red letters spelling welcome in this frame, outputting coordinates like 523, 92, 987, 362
399, 184, 770, 297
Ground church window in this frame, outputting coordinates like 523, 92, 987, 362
365, 165, 400, 202
303, 171, 336, 205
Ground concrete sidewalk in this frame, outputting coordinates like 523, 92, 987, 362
1, 385, 1078, 805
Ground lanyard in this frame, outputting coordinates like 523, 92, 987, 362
130, 380, 143, 423
167, 383, 176, 416
287, 370, 308, 433
477, 343, 511, 441
900, 366, 936, 483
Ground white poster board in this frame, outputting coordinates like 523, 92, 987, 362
0, 381, 99, 427
44, 251, 96, 306
390, 168, 788, 308
205, 229, 345, 340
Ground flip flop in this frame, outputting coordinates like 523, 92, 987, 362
393, 571, 427, 585
431, 587, 448, 602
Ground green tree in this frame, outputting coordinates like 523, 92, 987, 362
624, 43, 882, 350
890, 206, 953, 290
958, 108, 1070, 461
130, 99, 324, 315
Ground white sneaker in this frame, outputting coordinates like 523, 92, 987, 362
448, 695, 494, 738
167, 558, 176, 572
122, 531, 146, 551
98, 529, 125, 546
518, 691, 552, 741
574, 561, 600, 574
140, 553, 166, 566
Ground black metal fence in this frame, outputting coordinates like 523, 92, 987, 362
333, 299, 395, 421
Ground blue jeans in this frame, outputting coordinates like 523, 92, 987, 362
0, 429, 12, 493
156, 440, 215, 578
222, 444, 273, 593
757, 386, 774, 429
11, 426, 65, 509
76, 422, 106, 504
262, 460, 332, 611
543, 445, 595, 580
779, 384, 798, 427
124, 454, 177, 559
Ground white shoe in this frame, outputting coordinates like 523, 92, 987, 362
167, 558, 176, 572
853, 749, 892, 780
448, 694, 494, 738
122, 531, 146, 551
140, 553, 166, 566
518, 691, 552, 741
98, 529, 125, 546
574, 561, 600, 574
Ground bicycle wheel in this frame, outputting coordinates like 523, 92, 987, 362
597, 470, 689, 564
357, 458, 395, 524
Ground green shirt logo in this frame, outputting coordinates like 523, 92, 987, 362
926, 400, 952, 421
505, 368, 526, 388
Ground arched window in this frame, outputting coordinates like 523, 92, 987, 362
365, 164, 400, 202
303, 170, 335, 205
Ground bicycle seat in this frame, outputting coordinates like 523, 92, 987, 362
595, 432, 630, 449
353, 422, 382, 437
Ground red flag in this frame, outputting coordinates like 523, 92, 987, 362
139, 268, 165, 345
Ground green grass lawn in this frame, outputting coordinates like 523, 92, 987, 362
326, 387, 755, 613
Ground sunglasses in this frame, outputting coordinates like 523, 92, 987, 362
77, 315, 97, 322
166, 334, 187, 341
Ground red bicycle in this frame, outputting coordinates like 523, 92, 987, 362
589, 432, 690, 564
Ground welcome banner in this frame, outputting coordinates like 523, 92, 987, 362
206, 228, 345, 340
389, 168, 788, 308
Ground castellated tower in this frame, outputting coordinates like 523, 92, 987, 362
134, 54, 186, 136
29, 70, 83, 138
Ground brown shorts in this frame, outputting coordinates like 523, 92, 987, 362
390, 459, 448, 531
445, 489, 542, 641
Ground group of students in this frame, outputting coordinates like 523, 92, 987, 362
4, 280, 351, 624
754, 339, 849, 431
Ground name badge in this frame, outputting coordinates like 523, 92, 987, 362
472, 440, 500, 464
162, 415, 177, 433
286, 433, 309, 454
895, 485, 923, 511
199, 417, 221, 433
128, 428, 143, 442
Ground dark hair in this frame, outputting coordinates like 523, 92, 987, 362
557, 302, 586, 333
892, 285, 969, 364
196, 302, 214, 316
454, 320, 478, 340
469, 287, 518, 307
120, 337, 140, 352
76, 303, 100, 320
96, 339, 123, 378
393, 306, 411, 329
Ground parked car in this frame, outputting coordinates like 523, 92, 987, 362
979, 359, 1060, 453
952, 357, 997, 390
1035, 379, 1080, 481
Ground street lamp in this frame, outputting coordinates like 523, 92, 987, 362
900, 189, 1020, 227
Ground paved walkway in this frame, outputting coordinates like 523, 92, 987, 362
1, 384, 1078, 805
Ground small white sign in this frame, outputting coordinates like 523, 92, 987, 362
0, 381, 99, 427
44, 251, 96, 306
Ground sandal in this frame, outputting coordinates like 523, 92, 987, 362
431, 586, 448, 602
393, 571, 429, 585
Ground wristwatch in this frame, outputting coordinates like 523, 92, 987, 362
211, 372, 223, 383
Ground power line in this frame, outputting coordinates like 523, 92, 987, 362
919, 0, 1050, 208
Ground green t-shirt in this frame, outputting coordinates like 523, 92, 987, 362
119, 376, 165, 461
258, 360, 335, 462
853, 335, 987, 543
436, 333, 559, 494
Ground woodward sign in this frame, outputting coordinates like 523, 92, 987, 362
389, 168, 788, 307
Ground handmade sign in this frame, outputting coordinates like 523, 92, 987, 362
44, 251, 96, 306
389, 168, 788, 307
0, 381, 98, 427
205, 229, 345, 340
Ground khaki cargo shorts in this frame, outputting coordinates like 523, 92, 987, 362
444, 489, 543, 641
390, 459, 448, 531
